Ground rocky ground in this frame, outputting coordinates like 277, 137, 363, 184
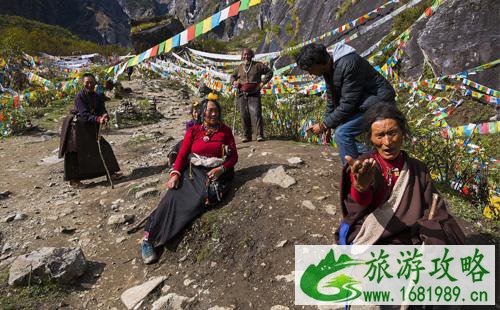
0, 78, 496, 309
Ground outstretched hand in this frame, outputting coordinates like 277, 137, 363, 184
345, 155, 377, 192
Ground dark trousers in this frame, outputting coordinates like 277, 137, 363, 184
237, 94, 264, 139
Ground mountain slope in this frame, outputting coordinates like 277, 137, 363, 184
0, 0, 131, 46
0, 15, 126, 56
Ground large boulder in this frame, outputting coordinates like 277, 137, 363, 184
8, 247, 87, 286
415, 0, 500, 88
130, 15, 184, 52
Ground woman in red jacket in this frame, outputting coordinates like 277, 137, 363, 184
141, 98, 238, 264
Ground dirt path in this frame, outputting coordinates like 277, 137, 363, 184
0, 78, 495, 309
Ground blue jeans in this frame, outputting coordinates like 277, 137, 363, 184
334, 112, 371, 165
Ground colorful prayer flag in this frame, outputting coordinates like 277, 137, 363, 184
187, 25, 196, 41
239, 0, 250, 11
195, 21, 204, 37
202, 17, 212, 34
228, 1, 241, 18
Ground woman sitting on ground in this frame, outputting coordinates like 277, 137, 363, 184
167, 93, 220, 166
337, 102, 464, 245
141, 98, 238, 263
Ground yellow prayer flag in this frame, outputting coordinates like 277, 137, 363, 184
202, 17, 212, 34
131, 55, 140, 66
249, 0, 261, 6
164, 38, 173, 53
456, 126, 464, 136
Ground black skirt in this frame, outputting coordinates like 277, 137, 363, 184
145, 165, 233, 247
63, 120, 120, 181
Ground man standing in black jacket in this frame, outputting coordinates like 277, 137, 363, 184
295, 43, 395, 164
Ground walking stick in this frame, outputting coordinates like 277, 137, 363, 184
97, 121, 114, 189
428, 193, 439, 220
232, 92, 237, 133
420, 193, 440, 247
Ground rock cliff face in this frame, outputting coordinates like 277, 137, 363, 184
1, 0, 498, 88
414, 0, 499, 87
130, 15, 184, 52
0, 0, 131, 46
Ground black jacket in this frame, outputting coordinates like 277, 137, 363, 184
323, 49, 395, 129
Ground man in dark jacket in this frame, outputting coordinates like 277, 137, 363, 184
230, 48, 273, 142
295, 43, 395, 164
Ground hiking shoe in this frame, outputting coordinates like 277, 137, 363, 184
69, 180, 85, 189
256, 136, 265, 142
110, 172, 124, 181
241, 137, 252, 143
141, 241, 158, 264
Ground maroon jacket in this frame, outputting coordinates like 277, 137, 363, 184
338, 152, 465, 245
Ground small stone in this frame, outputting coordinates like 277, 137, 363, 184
116, 237, 127, 243
302, 200, 316, 210
263, 166, 296, 188
271, 306, 290, 310
261, 152, 269, 156
0, 190, 11, 199
100, 191, 108, 195
107, 214, 135, 226
287, 157, 303, 165
183, 278, 195, 286
3, 214, 16, 222
135, 188, 158, 199
275, 271, 294, 283
323, 204, 337, 216
275, 240, 287, 248
151, 293, 193, 310
161, 284, 171, 294
121, 276, 167, 309
59, 226, 77, 234
112, 199, 124, 206
13, 213, 27, 221
39, 155, 63, 165
210, 261, 217, 268
48, 182, 57, 187
2, 243, 12, 254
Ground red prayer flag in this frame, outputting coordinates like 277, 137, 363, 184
425, 7, 433, 17
150, 45, 159, 58
187, 25, 196, 41
228, 1, 241, 18
13, 96, 19, 108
